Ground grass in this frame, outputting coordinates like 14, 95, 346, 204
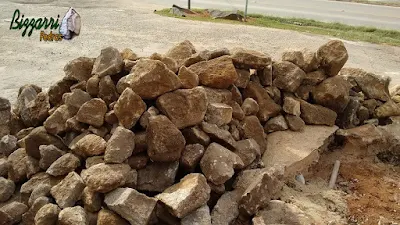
332, 0, 400, 7
155, 8, 400, 46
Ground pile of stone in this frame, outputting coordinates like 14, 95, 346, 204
0, 40, 399, 225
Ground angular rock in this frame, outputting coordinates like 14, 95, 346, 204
189, 56, 238, 89
258, 65, 273, 86
165, 40, 196, 65
82, 187, 102, 212
241, 116, 267, 154
105, 110, 118, 125
231, 48, 271, 69
98, 76, 119, 105
104, 126, 134, 163
233, 139, 261, 168
181, 204, 211, 225
375, 100, 400, 118
133, 131, 147, 154
127, 154, 148, 170
200, 143, 244, 185
63, 89, 92, 109
199, 86, 232, 104
150, 53, 179, 73
92, 47, 124, 77
28, 184, 51, 206
336, 97, 361, 129
7, 148, 28, 182
178, 66, 199, 89
183, 50, 210, 67
97, 208, 129, 225
300, 100, 337, 126
285, 115, 306, 131
48, 79, 76, 106
34, 203, 60, 225
303, 69, 326, 85
265, 115, 289, 133
114, 88, 146, 129
26, 155, 40, 178
64, 57, 95, 81
313, 76, 350, 113
157, 87, 207, 129
156, 173, 210, 218
295, 84, 314, 101
105, 188, 157, 225
43, 104, 77, 135
81, 163, 131, 193
70, 81, 87, 91
239, 168, 284, 216
20, 172, 60, 195
182, 126, 211, 146
0, 159, 8, 177
211, 191, 241, 225
58, 206, 88, 225
147, 115, 185, 162
39, 145, 65, 170
0, 135, 17, 156
317, 40, 348, 76
121, 48, 137, 61
263, 125, 337, 177
357, 105, 370, 123
180, 144, 205, 171
85, 156, 104, 168
46, 153, 80, 176
303, 49, 320, 72
0, 177, 15, 202
21, 92, 50, 127
139, 106, 159, 129
241, 98, 259, 116
201, 122, 236, 149
50, 172, 85, 209
230, 101, 245, 121
137, 161, 179, 192
76, 98, 107, 127
235, 69, 251, 88
273, 61, 305, 92
0, 201, 28, 224
282, 50, 305, 70
71, 134, 106, 157
17, 85, 39, 118
283, 96, 301, 116
119, 59, 181, 99
208, 48, 230, 59
243, 81, 281, 122
21, 196, 51, 225
205, 103, 232, 126
86, 75, 100, 97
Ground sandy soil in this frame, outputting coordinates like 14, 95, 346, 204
0, 0, 399, 104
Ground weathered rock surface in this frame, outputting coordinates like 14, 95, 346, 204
58, 206, 88, 225
165, 40, 196, 65
0, 135, 17, 156
283, 96, 301, 116
64, 57, 95, 81
313, 76, 350, 112
147, 115, 185, 162
46, 153, 80, 176
178, 66, 199, 89
114, 88, 146, 129
28, 184, 51, 206
139, 106, 159, 129
201, 122, 236, 149
317, 40, 348, 76
157, 87, 207, 129
285, 115, 305, 131
156, 173, 211, 218
375, 100, 400, 118
0, 177, 15, 202
0, 201, 28, 224
50, 172, 85, 209
233, 139, 261, 168
235, 69, 251, 88
81, 187, 102, 212
104, 126, 135, 163
189, 56, 238, 89
180, 144, 205, 171
34, 203, 60, 225
97, 208, 129, 225
303, 69, 326, 85
231, 48, 271, 69
150, 53, 179, 73
205, 103, 232, 126
98, 75, 119, 105
241, 98, 259, 116
137, 161, 179, 192
200, 143, 244, 185
265, 115, 289, 133
71, 134, 106, 157
241, 116, 268, 154
63, 89, 92, 109
181, 204, 211, 225
21, 196, 51, 225
105, 188, 157, 225
7, 148, 28, 182
211, 191, 241, 225
182, 126, 211, 146
273, 61, 305, 92
76, 98, 107, 127
300, 100, 337, 126
92, 47, 124, 78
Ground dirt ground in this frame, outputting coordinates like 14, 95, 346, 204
310, 144, 400, 224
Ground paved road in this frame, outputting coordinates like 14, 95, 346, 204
143, 0, 400, 30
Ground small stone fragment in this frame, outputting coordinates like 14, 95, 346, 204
7, 148, 28, 182
211, 191, 241, 225
375, 100, 400, 118
58, 206, 88, 225
200, 143, 244, 185
230, 101, 245, 121
121, 48, 137, 61
147, 115, 186, 162
180, 144, 205, 171
105, 188, 157, 225
34, 203, 60, 225
139, 106, 159, 129
127, 154, 148, 170
137, 161, 179, 192
205, 103, 233, 126
104, 126, 135, 163
0, 177, 15, 202
70, 81, 87, 91
283, 96, 301, 116
241, 98, 259, 116
165, 40, 196, 65
178, 66, 199, 89
182, 126, 211, 146
92, 47, 124, 77
265, 115, 289, 133
86, 75, 100, 97
63, 89, 92, 109
0, 159, 8, 177
85, 156, 104, 168
282, 50, 305, 69
76, 98, 107, 127
50, 172, 85, 209
21, 196, 51, 225
114, 88, 146, 129
46, 153, 80, 176
38, 145, 65, 170
150, 53, 179, 73
44, 104, 77, 135
81, 163, 132, 193
156, 173, 211, 218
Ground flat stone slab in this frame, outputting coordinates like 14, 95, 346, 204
262, 125, 338, 177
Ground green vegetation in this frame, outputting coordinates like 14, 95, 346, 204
155, 8, 400, 46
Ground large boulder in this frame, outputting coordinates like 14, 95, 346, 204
189, 56, 238, 89
313, 76, 351, 113
273, 61, 305, 92
146, 115, 186, 162
317, 40, 348, 77
156, 87, 207, 129
118, 59, 181, 99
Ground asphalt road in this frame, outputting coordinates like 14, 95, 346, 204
143, 0, 400, 30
